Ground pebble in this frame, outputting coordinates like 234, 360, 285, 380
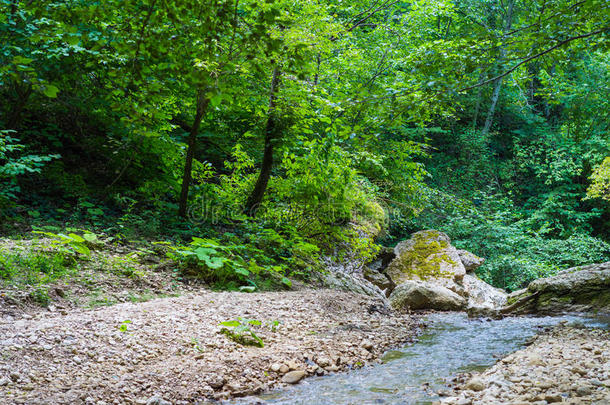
452, 326, 609, 405
464, 378, 485, 392
146, 395, 172, 405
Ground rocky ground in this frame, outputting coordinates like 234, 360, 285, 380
439, 325, 610, 405
0, 289, 422, 405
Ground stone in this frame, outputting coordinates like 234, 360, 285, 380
279, 364, 289, 374
270, 363, 282, 372
9, 372, 20, 381
463, 274, 507, 316
316, 356, 331, 367
464, 377, 486, 392
282, 370, 307, 384
389, 280, 466, 311
527, 354, 544, 366
0, 377, 9, 386
206, 375, 225, 389
386, 230, 466, 286
361, 339, 374, 351
503, 262, 610, 314
457, 250, 485, 272
146, 395, 172, 405
363, 266, 395, 294
324, 271, 389, 303
544, 394, 563, 403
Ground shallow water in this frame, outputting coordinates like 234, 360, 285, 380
233, 312, 609, 405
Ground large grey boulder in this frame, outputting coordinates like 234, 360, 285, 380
386, 230, 466, 287
324, 271, 389, 305
389, 280, 467, 311
463, 274, 507, 317
502, 262, 610, 314
384, 230, 506, 314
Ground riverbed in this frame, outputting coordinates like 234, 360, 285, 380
235, 312, 609, 405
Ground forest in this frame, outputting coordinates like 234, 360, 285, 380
1, 0, 610, 293
1, 1, 610, 404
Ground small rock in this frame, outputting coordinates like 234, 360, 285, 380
544, 394, 563, 403
464, 377, 485, 392
361, 339, 374, 351
282, 370, 307, 384
146, 395, 172, 405
527, 354, 544, 366
270, 363, 282, 372
206, 375, 225, 389
0, 377, 10, 386
575, 386, 591, 396
9, 372, 20, 382
316, 356, 331, 367
279, 364, 289, 374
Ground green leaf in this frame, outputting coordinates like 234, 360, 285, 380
281, 277, 292, 288
67, 233, 85, 243
204, 256, 224, 269
83, 233, 98, 242
12, 56, 33, 65
234, 267, 250, 276
43, 85, 59, 98
219, 320, 240, 327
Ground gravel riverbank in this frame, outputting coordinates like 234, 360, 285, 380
439, 324, 610, 405
0, 289, 421, 404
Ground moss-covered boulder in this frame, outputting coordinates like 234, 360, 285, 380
386, 230, 466, 287
502, 262, 610, 315
385, 230, 507, 314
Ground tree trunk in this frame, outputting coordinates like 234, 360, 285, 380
178, 90, 209, 218
244, 66, 281, 216
481, 0, 515, 136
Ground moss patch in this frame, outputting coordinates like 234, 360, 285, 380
394, 232, 457, 280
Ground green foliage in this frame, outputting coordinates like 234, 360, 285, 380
403, 190, 610, 291
1, 0, 609, 293
0, 247, 74, 286
118, 320, 132, 333
218, 318, 269, 348
0, 130, 58, 205
33, 230, 98, 258
588, 157, 610, 202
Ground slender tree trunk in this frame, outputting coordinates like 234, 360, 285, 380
481, 0, 515, 136
244, 66, 281, 216
178, 90, 209, 218
482, 75, 503, 135
471, 69, 486, 129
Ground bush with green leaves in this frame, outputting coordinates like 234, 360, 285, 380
0, 129, 58, 208
33, 230, 99, 258
218, 318, 267, 347
167, 236, 292, 290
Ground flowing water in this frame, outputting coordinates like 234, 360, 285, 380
233, 312, 609, 405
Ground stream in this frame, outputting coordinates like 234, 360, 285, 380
234, 312, 609, 405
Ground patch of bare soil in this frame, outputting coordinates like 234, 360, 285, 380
0, 289, 421, 405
